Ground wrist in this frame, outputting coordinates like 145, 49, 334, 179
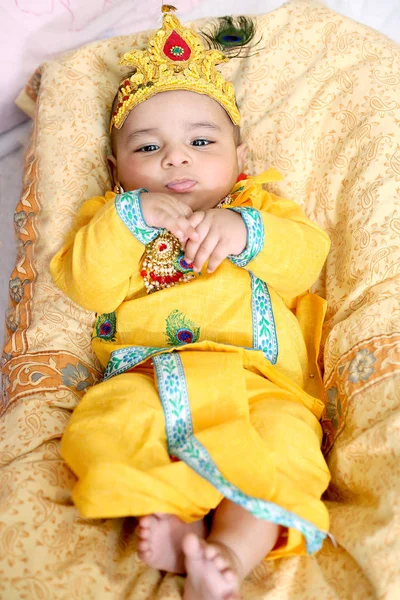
231, 211, 248, 255
228, 207, 264, 267
115, 188, 161, 245
139, 191, 156, 227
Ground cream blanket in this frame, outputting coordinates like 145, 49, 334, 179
1, 1, 400, 597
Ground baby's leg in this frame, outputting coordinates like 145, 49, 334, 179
183, 499, 280, 600
137, 513, 207, 573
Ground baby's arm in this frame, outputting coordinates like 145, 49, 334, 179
228, 195, 331, 298
184, 194, 330, 299
50, 190, 196, 314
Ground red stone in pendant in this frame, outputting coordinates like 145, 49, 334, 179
159, 243, 167, 251
163, 31, 191, 61
140, 270, 147, 277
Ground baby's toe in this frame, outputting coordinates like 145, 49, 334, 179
138, 527, 151, 541
182, 533, 204, 560
138, 515, 153, 530
222, 568, 237, 584
137, 539, 151, 552
204, 543, 218, 560
213, 553, 230, 572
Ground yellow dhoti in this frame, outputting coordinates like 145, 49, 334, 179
62, 346, 330, 557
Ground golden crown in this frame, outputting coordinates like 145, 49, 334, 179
111, 5, 240, 130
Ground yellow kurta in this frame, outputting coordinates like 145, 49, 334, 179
50, 170, 331, 558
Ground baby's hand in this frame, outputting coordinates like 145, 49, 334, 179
184, 209, 247, 273
140, 192, 199, 244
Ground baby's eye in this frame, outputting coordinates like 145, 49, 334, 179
191, 139, 212, 147
136, 144, 159, 152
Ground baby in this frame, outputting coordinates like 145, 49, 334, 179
51, 8, 332, 600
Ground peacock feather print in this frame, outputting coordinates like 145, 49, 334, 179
93, 312, 117, 342
165, 309, 200, 346
199, 15, 261, 58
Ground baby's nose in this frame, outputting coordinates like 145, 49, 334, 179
163, 146, 191, 167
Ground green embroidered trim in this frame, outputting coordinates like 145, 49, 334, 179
250, 271, 278, 364
165, 309, 200, 346
115, 189, 161, 245
103, 345, 168, 380
93, 312, 117, 341
228, 207, 264, 267
153, 351, 327, 555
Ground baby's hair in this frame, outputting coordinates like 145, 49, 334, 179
109, 91, 120, 154
109, 87, 241, 154
232, 124, 241, 146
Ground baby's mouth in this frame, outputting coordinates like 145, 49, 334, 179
166, 179, 196, 192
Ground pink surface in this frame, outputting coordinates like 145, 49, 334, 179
0, 0, 201, 134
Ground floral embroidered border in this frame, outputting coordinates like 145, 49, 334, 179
2, 152, 39, 357
1, 351, 102, 416
25, 67, 42, 103
321, 331, 400, 455
228, 207, 264, 267
249, 271, 278, 364
0, 135, 103, 416
115, 189, 161, 245
153, 351, 326, 554
153, 352, 193, 450
103, 345, 169, 380
1, 140, 42, 412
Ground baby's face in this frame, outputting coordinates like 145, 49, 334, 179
110, 91, 246, 211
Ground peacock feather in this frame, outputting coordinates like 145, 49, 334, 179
199, 15, 261, 58
165, 309, 200, 346
93, 311, 117, 342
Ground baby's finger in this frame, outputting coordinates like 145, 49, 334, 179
187, 211, 206, 229
184, 227, 206, 263
176, 201, 193, 219
177, 215, 200, 241
161, 214, 198, 242
191, 232, 219, 272
185, 212, 213, 259
206, 241, 229, 273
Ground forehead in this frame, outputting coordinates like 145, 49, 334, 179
124, 90, 232, 128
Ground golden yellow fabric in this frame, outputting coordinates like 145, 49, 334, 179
63, 353, 330, 558
51, 173, 331, 556
2, 0, 400, 597
50, 172, 330, 389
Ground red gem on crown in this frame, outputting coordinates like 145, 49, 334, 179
163, 31, 191, 61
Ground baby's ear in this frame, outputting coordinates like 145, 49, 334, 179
107, 155, 118, 186
236, 143, 247, 171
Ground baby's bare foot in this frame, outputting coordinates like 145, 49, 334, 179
183, 533, 240, 600
137, 513, 206, 573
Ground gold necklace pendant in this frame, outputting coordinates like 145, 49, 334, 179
140, 231, 197, 294
216, 193, 234, 208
